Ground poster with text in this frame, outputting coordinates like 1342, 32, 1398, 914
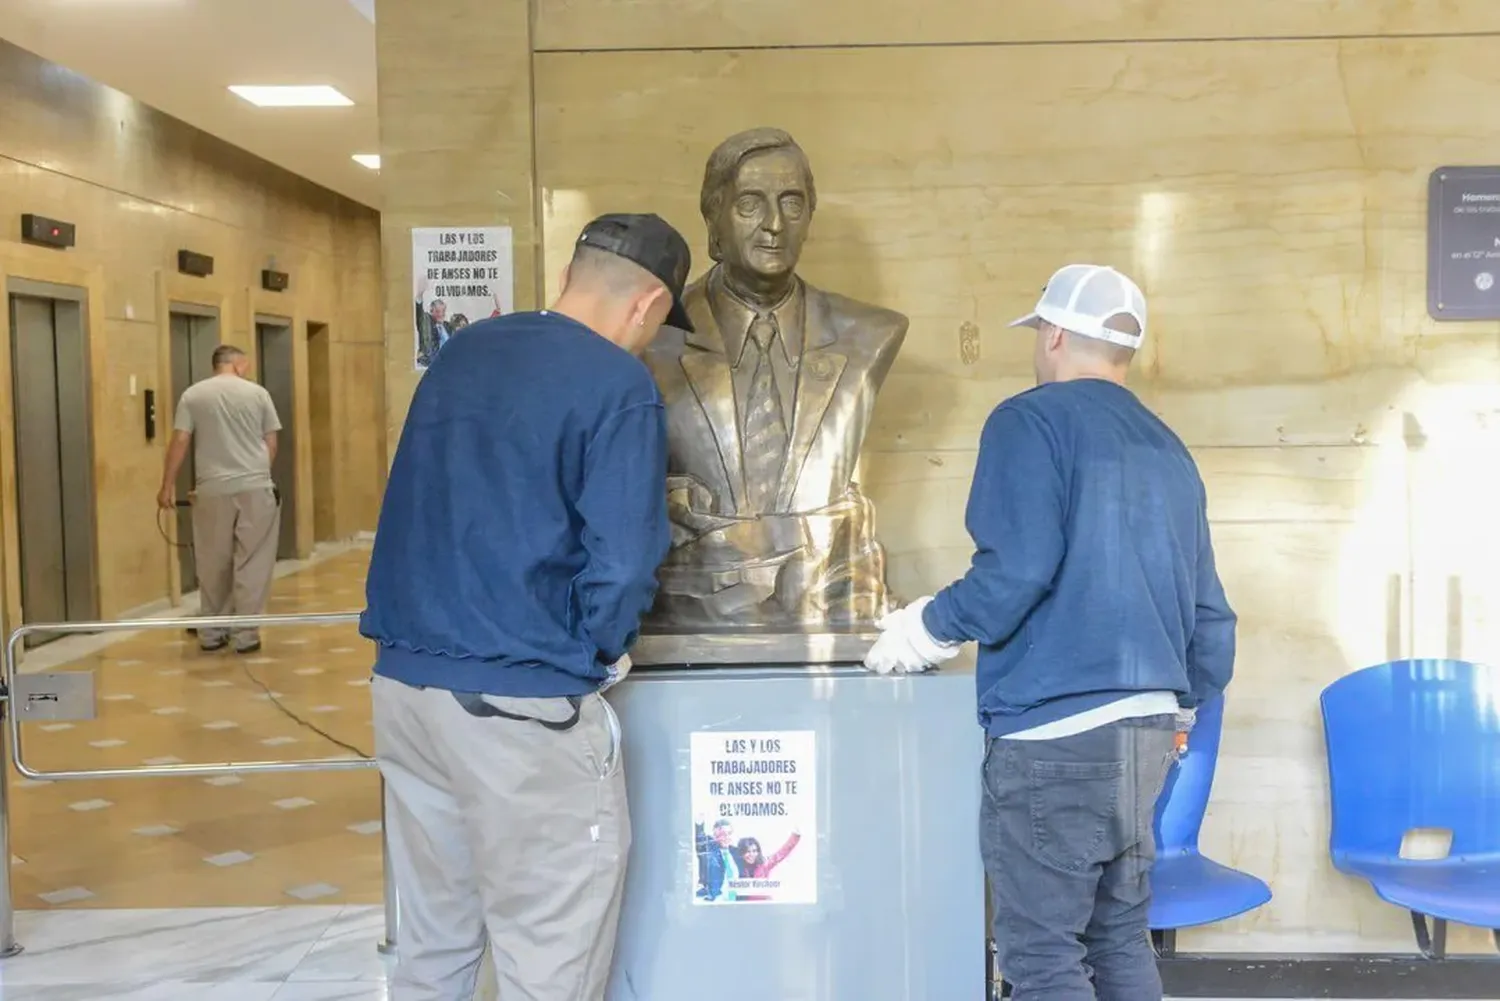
689, 730, 816, 905
411, 226, 514, 371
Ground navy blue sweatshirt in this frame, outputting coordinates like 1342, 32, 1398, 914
923, 379, 1236, 737
361, 310, 671, 698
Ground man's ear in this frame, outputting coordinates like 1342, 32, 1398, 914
631, 284, 669, 328
558, 262, 573, 295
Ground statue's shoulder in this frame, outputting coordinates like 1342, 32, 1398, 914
644, 324, 690, 367
806, 284, 909, 343
683, 275, 710, 306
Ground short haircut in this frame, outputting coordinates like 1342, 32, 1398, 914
211, 344, 245, 368
564, 245, 662, 299
699, 127, 818, 227
1063, 312, 1140, 366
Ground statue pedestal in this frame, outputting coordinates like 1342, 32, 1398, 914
604, 661, 985, 1001
631, 627, 880, 667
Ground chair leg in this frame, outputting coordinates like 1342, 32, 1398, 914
1410, 911, 1448, 959
1151, 929, 1177, 958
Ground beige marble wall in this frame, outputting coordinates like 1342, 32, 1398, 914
377, 0, 1500, 952
535, 0, 1500, 50
0, 40, 386, 622
536, 39, 1500, 954
374, 0, 541, 460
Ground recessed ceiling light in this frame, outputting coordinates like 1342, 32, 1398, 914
351, 154, 381, 170
228, 85, 353, 108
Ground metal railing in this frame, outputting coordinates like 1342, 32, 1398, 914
0, 612, 397, 959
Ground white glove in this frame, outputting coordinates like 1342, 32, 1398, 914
863, 596, 962, 675
600, 652, 632, 692
1175, 706, 1197, 733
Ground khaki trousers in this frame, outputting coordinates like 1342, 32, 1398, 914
191, 487, 280, 647
372, 675, 630, 1001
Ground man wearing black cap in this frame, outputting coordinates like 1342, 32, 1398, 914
361, 213, 693, 1001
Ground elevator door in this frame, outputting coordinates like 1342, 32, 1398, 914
8, 287, 98, 644
256, 320, 296, 560
168, 308, 220, 592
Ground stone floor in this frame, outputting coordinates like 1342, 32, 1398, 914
8, 545, 384, 911
0, 904, 391, 1000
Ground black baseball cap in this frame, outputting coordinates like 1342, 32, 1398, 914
576, 213, 694, 332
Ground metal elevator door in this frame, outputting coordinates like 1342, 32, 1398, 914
256, 320, 296, 560
169, 308, 220, 592
8, 289, 99, 645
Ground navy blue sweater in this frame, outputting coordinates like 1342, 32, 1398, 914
923, 379, 1236, 737
361, 311, 671, 698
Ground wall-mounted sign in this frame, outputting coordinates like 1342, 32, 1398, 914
410, 226, 514, 372
1428, 166, 1500, 321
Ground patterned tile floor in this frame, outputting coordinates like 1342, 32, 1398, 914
8, 546, 385, 911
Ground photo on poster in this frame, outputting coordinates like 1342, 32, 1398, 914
689, 730, 816, 906
411, 226, 514, 371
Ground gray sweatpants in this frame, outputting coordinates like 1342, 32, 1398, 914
192, 487, 279, 648
372, 675, 630, 1001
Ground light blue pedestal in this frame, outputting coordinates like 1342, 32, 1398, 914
605, 663, 985, 1001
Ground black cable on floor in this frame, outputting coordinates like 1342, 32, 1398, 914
239, 659, 373, 760
161, 506, 373, 759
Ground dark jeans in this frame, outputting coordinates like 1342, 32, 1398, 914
983, 715, 1176, 1001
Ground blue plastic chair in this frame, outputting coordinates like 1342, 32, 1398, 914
1321, 659, 1500, 957
1148, 693, 1272, 950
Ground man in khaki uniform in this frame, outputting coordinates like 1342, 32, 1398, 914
158, 344, 282, 653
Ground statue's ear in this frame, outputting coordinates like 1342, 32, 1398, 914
705, 228, 721, 262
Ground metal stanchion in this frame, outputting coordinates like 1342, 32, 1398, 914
378, 778, 399, 956
0, 611, 386, 961
0, 697, 21, 958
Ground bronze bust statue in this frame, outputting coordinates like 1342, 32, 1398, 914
640, 127, 908, 636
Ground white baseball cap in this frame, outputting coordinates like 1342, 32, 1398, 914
1009, 264, 1147, 350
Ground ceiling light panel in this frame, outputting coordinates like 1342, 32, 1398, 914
352, 154, 381, 170
228, 85, 354, 108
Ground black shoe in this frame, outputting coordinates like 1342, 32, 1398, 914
199, 637, 228, 652
234, 640, 262, 655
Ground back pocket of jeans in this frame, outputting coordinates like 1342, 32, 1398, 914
1028, 759, 1125, 872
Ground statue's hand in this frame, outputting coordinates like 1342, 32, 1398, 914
668, 508, 743, 546
667, 475, 742, 543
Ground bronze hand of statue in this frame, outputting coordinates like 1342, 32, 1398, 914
666, 475, 743, 547
664, 475, 807, 567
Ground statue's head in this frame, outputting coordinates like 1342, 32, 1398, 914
700, 128, 818, 284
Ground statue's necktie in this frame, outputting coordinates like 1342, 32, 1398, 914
742, 314, 789, 514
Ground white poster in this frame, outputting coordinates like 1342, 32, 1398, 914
411, 226, 514, 371
689, 730, 816, 905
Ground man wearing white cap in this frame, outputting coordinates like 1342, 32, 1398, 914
864, 264, 1236, 1001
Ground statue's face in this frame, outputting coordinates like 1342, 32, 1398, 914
712, 148, 811, 281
